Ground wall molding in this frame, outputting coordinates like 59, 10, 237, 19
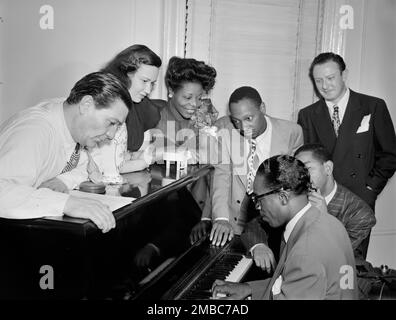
321, 0, 346, 55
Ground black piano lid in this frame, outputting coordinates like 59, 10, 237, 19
0, 164, 215, 299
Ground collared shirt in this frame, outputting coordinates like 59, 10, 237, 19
284, 202, 312, 243
210, 116, 273, 223
244, 115, 273, 170
0, 98, 88, 219
249, 202, 311, 254
324, 181, 337, 205
325, 88, 350, 124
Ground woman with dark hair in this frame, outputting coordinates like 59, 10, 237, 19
155, 56, 218, 147
132, 57, 219, 270
92, 45, 163, 183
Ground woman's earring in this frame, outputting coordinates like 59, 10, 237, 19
168, 93, 173, 98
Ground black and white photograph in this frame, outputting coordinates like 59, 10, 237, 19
0, 0, 395, 307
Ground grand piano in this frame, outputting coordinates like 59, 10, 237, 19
0, 164, 260, 300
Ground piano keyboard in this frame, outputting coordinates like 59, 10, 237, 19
179, 253, 253, 300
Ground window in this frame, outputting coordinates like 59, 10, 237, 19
185, 0, 324, 120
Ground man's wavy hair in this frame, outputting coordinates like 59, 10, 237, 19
256, 155, 312, 195
165, 56, 217, 93
66, 72, 132, 110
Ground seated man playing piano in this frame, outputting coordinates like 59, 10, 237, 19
0, 72, 131, 233
242, 143, 375, 273
212, 155, 357, 299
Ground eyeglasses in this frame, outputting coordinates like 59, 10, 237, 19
250, 188, 283, 208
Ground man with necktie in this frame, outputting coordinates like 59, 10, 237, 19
193, 86, 303, 246
211, 155, 357, 300
242, 143, 376, 274
0, 72, 132, 232
297, 52, 396, 258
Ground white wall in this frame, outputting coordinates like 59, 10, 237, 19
355, 0, 396, 269
0, 0, 168, 122
321, 0, 396, 268
1, 0, 395, 267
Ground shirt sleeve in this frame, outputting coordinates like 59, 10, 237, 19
0, 124, 69, 219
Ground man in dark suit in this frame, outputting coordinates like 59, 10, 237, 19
212, 155, 357, 300
297, 52, 396, 257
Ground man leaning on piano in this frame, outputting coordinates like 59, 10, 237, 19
0, 72, 131, 232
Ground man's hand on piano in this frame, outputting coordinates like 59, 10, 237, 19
190, 220, 212, 244
63, 195, 116, 233
210, 220, 234, 247
211, 279, 252, 300
134, 243, 160, 269
251, 243, 276, 273
38, 177, 69, 193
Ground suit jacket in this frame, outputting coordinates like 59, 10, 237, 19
298, 90, 396, 208
209, 115, 303, 234
242, 182, 376, 262
248, 205, 358, 300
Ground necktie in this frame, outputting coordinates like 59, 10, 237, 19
279, 234, 286, 257
332, 105, 340, 137
246, 139, 257, 195
86, 150, 103, 183
61, 143, 81, 174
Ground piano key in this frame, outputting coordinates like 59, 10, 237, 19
180, 253, 253, 299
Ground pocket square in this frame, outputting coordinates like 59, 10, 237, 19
272, 275, 283, 296
356, 114, 371, 133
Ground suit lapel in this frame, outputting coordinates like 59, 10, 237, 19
270, 118, 287, 155
312, 100, 337, 153
263, 206, 319, 299
264, 241, 289, 299
333, 91, 365, 159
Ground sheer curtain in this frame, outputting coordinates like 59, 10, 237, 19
185, 0, 324, 120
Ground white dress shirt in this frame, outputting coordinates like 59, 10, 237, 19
325, 88, 350, 124
244, 115, 273, 174
0, 99, 88, 219
283, 202, 312, 242
324, 181, 337, 205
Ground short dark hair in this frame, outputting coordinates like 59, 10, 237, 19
102, 44, 162, 89
165, 56, 217, 93
66, 72, 132, 110
229, 86, 262, 108
294, 143, 332, 163
309, 52, 346, 97
256, 155, 311, 195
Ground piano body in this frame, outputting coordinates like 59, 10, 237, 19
0, 164, 258, 299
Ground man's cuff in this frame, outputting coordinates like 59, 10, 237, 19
201, 217, 211, 221
147, 243, 161, 255
249, 243, 265, 255
214, 217, 229, 222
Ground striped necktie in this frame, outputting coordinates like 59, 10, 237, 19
332, 105, 340, 137
61, 143, 81, 174
246, 139, 257, 195
279, 234, 286, 257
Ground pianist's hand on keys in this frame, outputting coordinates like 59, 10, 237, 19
211, 279, 252, 300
